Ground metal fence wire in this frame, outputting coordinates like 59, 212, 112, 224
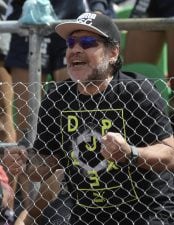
0, 78, 174, 224
0, 19, 174, 225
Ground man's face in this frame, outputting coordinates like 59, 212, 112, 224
66, 31, 117, 83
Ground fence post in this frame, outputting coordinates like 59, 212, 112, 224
28, 27, 43, 146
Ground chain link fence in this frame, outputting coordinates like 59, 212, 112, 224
0, 19, 174, 224
0, 77, 173, 224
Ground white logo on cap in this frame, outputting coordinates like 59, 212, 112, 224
77, 13, 96, 26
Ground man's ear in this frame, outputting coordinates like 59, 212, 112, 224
109, 45, 119, 64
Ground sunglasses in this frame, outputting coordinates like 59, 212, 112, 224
66, 36, 105, 49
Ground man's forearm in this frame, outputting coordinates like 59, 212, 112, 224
27, 153, 60, 182
24, 169, 64, 225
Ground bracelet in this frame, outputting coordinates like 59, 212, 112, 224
129, 146, 139, 164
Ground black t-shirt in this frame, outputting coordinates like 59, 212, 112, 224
33, 71, 174, 224
8, 0, 115, 20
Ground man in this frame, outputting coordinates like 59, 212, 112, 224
26, 12, 174, 225
5, 0, 116, 144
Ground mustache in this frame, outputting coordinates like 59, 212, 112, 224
68, 52, 86, 61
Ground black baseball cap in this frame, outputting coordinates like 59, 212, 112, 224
55, 12, 120, 43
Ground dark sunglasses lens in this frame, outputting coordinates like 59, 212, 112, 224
80, 37, 98, 49
66, 37, 99, 49
66, 37, 75, 48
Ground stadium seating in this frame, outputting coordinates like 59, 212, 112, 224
122, 62, 172, 100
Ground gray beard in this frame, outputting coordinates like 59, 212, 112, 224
84, 57, 111, 85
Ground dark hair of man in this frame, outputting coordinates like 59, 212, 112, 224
103, 38, 122, 75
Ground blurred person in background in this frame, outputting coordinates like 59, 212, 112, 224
0, 0, 15, 143
0, 0, 33, 213
0, 145, 28, 225
123, 0, 174, 131
0, 0, 18, 214
123, 0, 174, 88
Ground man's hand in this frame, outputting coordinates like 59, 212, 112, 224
2, 146, 28, 175
0, 165, 14, 208
101, 132, 131, 162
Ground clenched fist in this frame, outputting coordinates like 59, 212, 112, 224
101, 132, 131, 162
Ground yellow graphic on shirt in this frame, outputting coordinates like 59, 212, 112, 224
62, 109, 138, 208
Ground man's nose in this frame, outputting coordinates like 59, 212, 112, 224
70, 42, 83, 51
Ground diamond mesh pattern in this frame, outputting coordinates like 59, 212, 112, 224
1, 77, 174, 225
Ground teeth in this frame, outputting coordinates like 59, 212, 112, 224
73, 62, 84, 66
73, 60, 82, 63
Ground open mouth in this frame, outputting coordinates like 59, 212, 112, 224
72, 61, 86, 66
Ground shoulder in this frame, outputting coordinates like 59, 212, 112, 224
113, 70, 153, 90
119, 70, 147, 80
39, 79, 77, 115
47, 78, 73, 92
44, 79, 76, 102
112, 70, 162, 102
